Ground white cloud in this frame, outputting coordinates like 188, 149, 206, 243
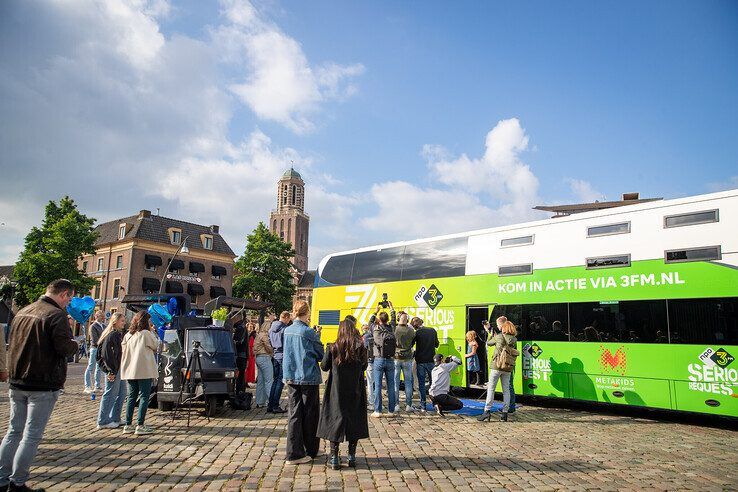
566, 178, 606, 203
707, 176, 738, 193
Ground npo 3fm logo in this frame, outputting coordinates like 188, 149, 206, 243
688, 347, 737, 397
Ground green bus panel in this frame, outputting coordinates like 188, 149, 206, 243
522, 366, 571, 398
571, 374, 672, 410
672, 381, 738, 416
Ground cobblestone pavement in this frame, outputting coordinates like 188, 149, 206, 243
0, 365, 736, 492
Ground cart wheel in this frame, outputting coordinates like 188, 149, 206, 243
205, 396, 217, 417
158, 400, 174, 411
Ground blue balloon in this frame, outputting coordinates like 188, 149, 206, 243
148, 303, 172, 329
67, 296, 95, 324
167, 297, 178, 316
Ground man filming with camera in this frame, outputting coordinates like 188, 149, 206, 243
369, 295, 397, 417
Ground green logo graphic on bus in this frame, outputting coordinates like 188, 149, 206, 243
524, 343, 542, 359
710, 348, 734, 368
422, 284, 443, 310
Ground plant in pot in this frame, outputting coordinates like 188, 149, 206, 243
211, 307, 228, 327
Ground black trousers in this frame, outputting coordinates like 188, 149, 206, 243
236, 356, 248, 394
286, 384, 320, 460
430, 393, 463, 412
330, 440, 357, 455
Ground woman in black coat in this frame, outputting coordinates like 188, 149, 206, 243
317, 318, 369, 470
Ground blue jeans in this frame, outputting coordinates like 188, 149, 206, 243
97, 373, 127, 426
255, 355, 274, 407
0, 388, 60, 486
394, 359, 414, 407
125, 379, 152, 426
268, 358, 285, 410
84, 347, 104, 390
372, 357, 396, 413
485, 369, 511, 412
416, 362, 435, 406
366, 361, 375, 406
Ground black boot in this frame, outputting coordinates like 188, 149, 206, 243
329, 442, 341, 470
477, 410, 492, 422
500, 412, 508, 422
347, 441, 357, 468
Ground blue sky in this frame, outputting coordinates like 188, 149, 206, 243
1, 0, 737, 267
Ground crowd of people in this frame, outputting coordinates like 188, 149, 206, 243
0, 279, 520, 490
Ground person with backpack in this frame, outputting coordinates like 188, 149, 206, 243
393, 313, 416, 412
317, 318, 369, 470
478, 320, 519, 422
369, 302, 396, 417
96, 312, 127, 429
412, 317, 438, 412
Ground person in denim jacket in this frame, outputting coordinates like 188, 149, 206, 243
282, 300, 324, 465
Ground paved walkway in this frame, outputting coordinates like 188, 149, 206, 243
0, 365, 736, 491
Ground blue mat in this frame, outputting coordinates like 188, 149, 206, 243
425, 398, 516, 416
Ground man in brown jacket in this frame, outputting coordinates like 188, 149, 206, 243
0, 279, 79, 492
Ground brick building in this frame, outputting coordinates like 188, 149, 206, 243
268, 169, 315, 305
79, 210, 236, 314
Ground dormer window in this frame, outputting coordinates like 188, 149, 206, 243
203, 235, 213, 250
169, 228, 182, 245
118, 224, 126, 240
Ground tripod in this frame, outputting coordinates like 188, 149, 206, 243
172, 340, 211, 427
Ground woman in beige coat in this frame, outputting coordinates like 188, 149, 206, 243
120, 311, 159, 435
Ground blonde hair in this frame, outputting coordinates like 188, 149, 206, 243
465, 331, 477, 343
98, 312, 125, 344
292, 300, 310, 319
502, 320, 517, 336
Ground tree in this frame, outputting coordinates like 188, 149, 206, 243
233, 222, 296, 315
13, 197, 98, 306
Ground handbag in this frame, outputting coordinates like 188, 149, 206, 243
494, 335, 519, 372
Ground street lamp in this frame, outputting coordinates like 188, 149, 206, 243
158, 235, 190, 298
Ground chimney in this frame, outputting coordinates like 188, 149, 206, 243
210, 225, 219, 234
138, 209, 151, 220
622, 192, 640, 201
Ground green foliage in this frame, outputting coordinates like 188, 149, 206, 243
13, 197, 98, 306
211, 307, 228, 321
233, 222, 296, 315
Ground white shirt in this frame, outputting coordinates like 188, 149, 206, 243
429, 358, 461, 397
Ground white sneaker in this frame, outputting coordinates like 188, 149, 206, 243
405, 405, 414, 412
83, 388, 93, 394
419, 406, 427, 413
286, 456, 312, 465
371, 411, 382, 418
96, 422, 119, 430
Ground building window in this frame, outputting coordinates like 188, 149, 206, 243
171, 229, 182, 245
112, 279, 121, 299
118, 224, 126, 240
203, 236, 213, 250
82, 261, 88, 272
96, 258, 104, 272
287, 219, 291, 242
665, 246, 721, 263
93, 281, 101, 300
586, 254, 631, 269
664, 209, 719, 228
500, 235, 534, 248
272, 220, 277, 232
110, 308, 117, 314
587, 222, 630, 238
116, 255, 123, 269
144, 264, 156, 272
291, 185, 296, 205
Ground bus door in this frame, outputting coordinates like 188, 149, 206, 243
466, 305, 491, 387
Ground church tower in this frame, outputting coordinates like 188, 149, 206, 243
269, 168, 309, 274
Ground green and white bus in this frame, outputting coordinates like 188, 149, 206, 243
311, 189, 738, 417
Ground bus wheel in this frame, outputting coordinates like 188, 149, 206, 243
205, 396, 217, 417
158, 400, 174, 411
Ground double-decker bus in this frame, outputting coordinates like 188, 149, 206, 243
311, 189, 738, 417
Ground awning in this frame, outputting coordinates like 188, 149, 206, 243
144, 254, 162, 267
210, 286, 227, 298
211, 265, 227, 277
187, 283, 205, 296
165, 280, 183, 293
168, 259, 185, 271
189, 261, 205, 273
142, 277, 160, 292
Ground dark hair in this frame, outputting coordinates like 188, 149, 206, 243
47, 279, 74, 296
332, 319, 364, 366
378, 312, 389, 324
344, 314, 357, 323
129, 311, 151, 334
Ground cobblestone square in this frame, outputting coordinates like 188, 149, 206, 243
1, 365, 736, 491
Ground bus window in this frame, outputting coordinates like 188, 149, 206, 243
667, 297, 738, 345
569, 300, 667, 343
521, 303, 570, 341
351, 247, 404, 284
320, 254, 355, 285
401, 237, 467, 280
490, 304, 522, 333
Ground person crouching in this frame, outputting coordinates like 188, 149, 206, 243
428, 354, 463, 416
